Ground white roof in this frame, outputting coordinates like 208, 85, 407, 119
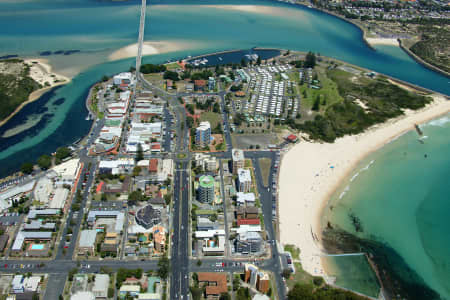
28, 209, 59, 219
238, 168, 251, 183
197, 121, 210, 131
99, 159, 134, 169
253, 294, 270, 300
0, 180, 35, 210
71, 292, 95, 300
195, 229, 225, 239
51, 188, 69, 209
120, 285, 140, 292
24, 276, 41, 292
52, 158, 80, 179
138, 293, 161, 300
93, 274, 109, 295
12, 231, 52, 250
79, 230, 97, 248
236, 192, 255, 204
232, 149, 244, 162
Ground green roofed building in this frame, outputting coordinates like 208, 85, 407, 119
198, 175, 215, 203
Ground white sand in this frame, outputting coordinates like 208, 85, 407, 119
204, 4, 301, 18
279, 93, 450, 277
366, 38, 399, 46
108, 40, 195, 61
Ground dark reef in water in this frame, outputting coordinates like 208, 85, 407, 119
0, 54, 18, 60
39, 50, 80, 56
53, 98, 65, 105
322, 227, 442, 300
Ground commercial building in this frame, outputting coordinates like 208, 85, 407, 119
195, 121, 211, 148
232, 149, 245, 175
113, 72, 133, 85
198, 175, 215, 203
78, 230, 97, 255
194, 153, 217, 172
236, 192, 255, 206
135, 205, 161, 229
237, 169, 252, 193
235, 231, 262, 254
195, 229, 226, 256
11, 231, 52, 252
244, 264, 270, 293
151, 225, 166, 253
87, 211, 124, 233
119, 285, 140, 297
208, 77, 216, 90
92, 274, 109, 299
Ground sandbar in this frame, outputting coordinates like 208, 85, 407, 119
108, 40, 196, 61
366, 37, 399, 46
279, 92, 450, 277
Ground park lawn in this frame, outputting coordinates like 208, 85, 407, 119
165, 62, 180, 70
259, 158, 272, 187
199, 111, 222, 129
143, 73, 165, 90
287, 262, 314, 289
284, 244, 300, 260
299, 67, 344, 112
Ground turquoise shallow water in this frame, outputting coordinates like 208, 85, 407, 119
0, 2, 450, 296
324, 114, 450, 299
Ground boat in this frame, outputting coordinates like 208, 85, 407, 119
218, 57, 223, 61
245, 53, 259, 61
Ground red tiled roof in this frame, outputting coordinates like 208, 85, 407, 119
194, 80, 206, 86
151, 144, 161, 150
237, 218, 260, 226
149, 158, 158, 172
96, 181, 104, 194
198, 273, 227, 295
287, 134, 298, 141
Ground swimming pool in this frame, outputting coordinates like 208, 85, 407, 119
30, 244, 44, 250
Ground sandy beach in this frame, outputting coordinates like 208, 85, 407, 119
279, 93, 450, 277
366, 37, 399, 46
0, 59, 70, 128
108, 40, 196, 61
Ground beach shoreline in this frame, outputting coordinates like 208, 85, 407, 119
278, 92, 450, 278
0, 58, 71, 129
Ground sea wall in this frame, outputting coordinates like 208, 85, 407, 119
398, 39, 450, 79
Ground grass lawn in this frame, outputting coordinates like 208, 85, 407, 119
199, 111, 222, 129
259, 158, 271, 187
284, 244, 300, 260
165, 62, 180, 70
298, 67, 344, 111
287, 262, 314, 289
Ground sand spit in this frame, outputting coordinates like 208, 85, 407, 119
0, 59, 70, 128
279, 93, 450, 277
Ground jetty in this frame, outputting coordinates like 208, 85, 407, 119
414, 123, 423, 136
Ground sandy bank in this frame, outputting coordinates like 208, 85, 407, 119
108, 40, 195, 61
366, 38, 399, 46
0, 59, 71, 129
279, 93, 450, 277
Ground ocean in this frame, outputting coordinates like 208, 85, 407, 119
0, 1, 449, 297
323, 114, 450, 299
